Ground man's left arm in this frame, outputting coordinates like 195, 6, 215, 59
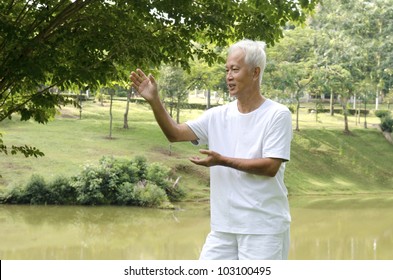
189, 149, 283, 177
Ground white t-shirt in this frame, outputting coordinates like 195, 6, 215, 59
186, 99, 292, 234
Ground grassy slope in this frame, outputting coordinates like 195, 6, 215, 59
288, 128, 393, 194
0, 100, 392, 200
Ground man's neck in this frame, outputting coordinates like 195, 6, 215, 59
236, 94, 265, 114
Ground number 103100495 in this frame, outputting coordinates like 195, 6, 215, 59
217, 266, 272, 276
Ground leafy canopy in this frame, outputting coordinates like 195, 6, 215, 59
0, 0, 318, 158
0, 0, 318, 123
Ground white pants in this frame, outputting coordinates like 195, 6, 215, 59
199, 229, 290, 260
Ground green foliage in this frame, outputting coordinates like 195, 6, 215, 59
0, 133, 45, 159
0, 186, 25, 204
21, 175, 46, 204
0, 175, 75, 205
0, 0, 316, 124
147, 162, 186, 202
147, 162, 171, 189
0, 156, 185, 207
133, 182, 167, 207
380, 117, 393, 133
48, 176, 77, 205
375, 110, 393, 132
287, 104, 296, 113
19, 175, 50, 205
375, 110, 391, 119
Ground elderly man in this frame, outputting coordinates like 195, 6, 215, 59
130, 39, 292, 260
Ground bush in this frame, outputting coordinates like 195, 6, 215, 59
0, 156, 186, 207
0, 175, 76, 205
72, 166, 107, 205
23, 175, 51, 204
116, 90, 128, 98
133, 182, 168, 207
132, 156, 148, 181
375, 110, 393, 133
380, 116, 393, 133
115, 182, 136, 205
147, 162, 186, 202
375, 110, 391, 119
48, 176, 76, 205
0, 185, 26, 204
72, 157, 146, 205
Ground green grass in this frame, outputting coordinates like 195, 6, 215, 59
1, 100, 392, 201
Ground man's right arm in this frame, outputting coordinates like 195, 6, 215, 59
130, 69, 198, 143
148, 97, 198, 142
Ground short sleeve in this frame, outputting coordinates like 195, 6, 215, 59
185, 109, 212, 146
262, 110, 292, 161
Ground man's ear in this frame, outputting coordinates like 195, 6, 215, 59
253, 67, 261, 80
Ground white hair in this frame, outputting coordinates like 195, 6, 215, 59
228, 39, 267, 85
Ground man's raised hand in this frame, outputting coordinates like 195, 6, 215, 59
130, 69, 158, 103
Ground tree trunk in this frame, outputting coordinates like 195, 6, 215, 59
176, 97, 180, 124
342, 97, 350, 134
169, 97, 174, 118
343, 104, 349, 134
79, 91, 83, 120
330, 89, 334, 116
123, 91, 131, 129
206, 89, 211, 109
296, 98, 300, 131
364, 96, 368, 129
109, 92, 113, 139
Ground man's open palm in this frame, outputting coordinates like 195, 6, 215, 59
130, 69, 158, 102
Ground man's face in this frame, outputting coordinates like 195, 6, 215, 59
225, 48, 256, 98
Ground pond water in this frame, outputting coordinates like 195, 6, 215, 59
1, 195, 392, 260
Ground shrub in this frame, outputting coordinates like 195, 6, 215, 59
23, 175, 51, 204
0, 175, 75, 205
380, 116, 393, 133
48, 176, 76, 205
147, 162, 186, 202
115, 182, 136, 205
375, 110, 393, 133
375, 110, 391, 119
163, 176, 186, 202
0, 156, 186, 207
133, 182, 168, 207
0, 185, 26, 204
72, 164, 110, 205
70, 156, 185, 206
132, 156, 148, 181
147, 162, 171, 189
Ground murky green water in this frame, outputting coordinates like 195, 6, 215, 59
1, 195, 392, 260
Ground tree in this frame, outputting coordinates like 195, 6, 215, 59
265, 27, 316, 131
310, 0, 367, 133
187, 54, 227, 108
0, 0, 319, 157
311, 0, 393, 113
159, 65, 188, 124
384, 68, 393, 110
123, 86, 134, 129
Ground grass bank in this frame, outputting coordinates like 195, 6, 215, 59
1, 100, 392, 201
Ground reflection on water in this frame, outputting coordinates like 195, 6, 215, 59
0, 196, 392, 260
290, 195, 393, 260
0, 204, 210, 260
